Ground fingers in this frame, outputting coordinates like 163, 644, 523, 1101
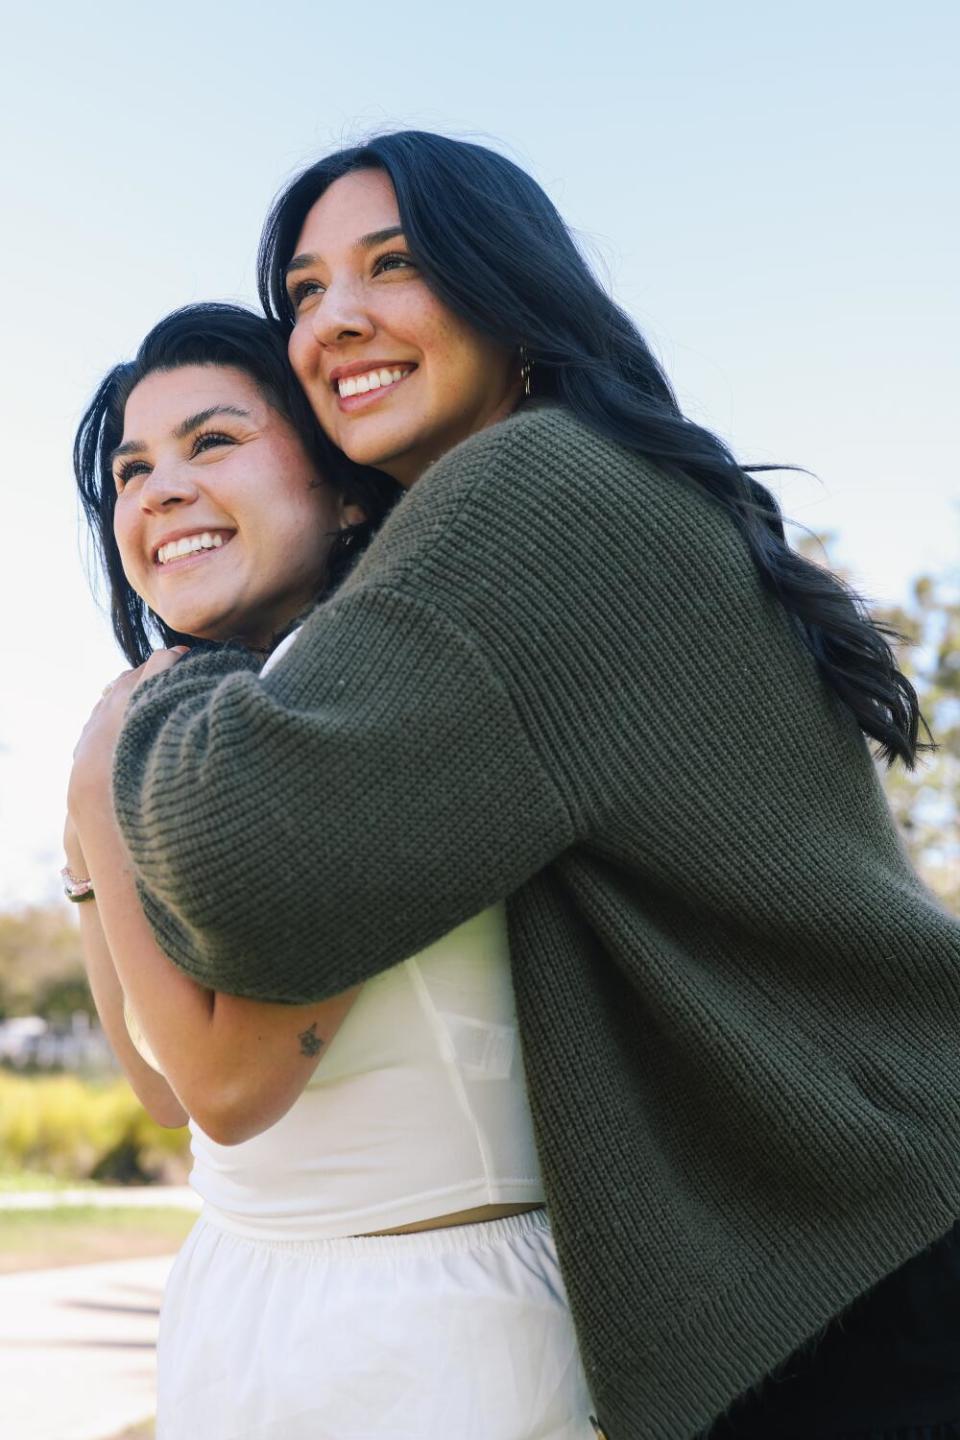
88, 647, 190, 724
70, 653, 189, 814
130, 645, 191, 694
142, 645, 190, 675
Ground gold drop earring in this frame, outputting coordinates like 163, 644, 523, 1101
519, 345, 533, 398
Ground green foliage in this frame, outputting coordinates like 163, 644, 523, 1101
34, 974, 98, 1023
0, 904, 92, 1021
793, 530, 959, 912
0, 1072, 189, 1183
877, 571, 960, 912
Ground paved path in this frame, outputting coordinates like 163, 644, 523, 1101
0, 1186, 201, 1211
0, 1190, 198, 1438
0, 1252, 173, 1440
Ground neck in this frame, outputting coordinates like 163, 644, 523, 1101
391, 385, 525, 489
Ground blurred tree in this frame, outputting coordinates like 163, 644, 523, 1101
0, 904, 92, 1020
877, 573, 960, 913
35, 973, 98, 1024
793, 528, 959, 913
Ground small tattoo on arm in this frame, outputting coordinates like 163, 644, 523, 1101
298, 1022, 324, 1057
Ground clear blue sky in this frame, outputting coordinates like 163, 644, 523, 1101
2, 0, 957, 907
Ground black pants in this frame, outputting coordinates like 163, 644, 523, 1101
703, 1223, 960, 1440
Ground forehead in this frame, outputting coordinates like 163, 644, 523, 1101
122, 364, 264, 437
294, 168, 400, 256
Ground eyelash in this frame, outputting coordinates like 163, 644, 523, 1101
114, 431, 235, 490
374, 250, 413, 275
288, 251, 414, 310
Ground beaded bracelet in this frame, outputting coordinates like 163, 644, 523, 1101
61, 865, 96, 903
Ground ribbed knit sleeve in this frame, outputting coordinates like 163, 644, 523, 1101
113, 580, 575, 1000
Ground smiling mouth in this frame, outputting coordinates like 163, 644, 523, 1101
333, 364, 416, 402
155, 531, 236, 568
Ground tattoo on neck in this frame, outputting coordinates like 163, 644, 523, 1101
298, 1022, 324, 1057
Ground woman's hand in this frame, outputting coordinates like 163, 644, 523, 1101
68, 647, 189, 826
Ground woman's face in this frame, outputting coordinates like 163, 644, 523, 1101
112, 364, 347, 649
286, 168, 521, 487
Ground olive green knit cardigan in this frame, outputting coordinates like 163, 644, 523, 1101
113, 403, 960, 1439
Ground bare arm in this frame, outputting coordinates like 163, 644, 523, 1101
65, 820, 188, 1128
68, 767, 363, 1146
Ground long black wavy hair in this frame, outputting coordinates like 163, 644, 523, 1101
74, 302, 402, 667
258, 130, 929, 769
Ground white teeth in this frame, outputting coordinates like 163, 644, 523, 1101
158, 532, 227, 565
337, 366, 411, 399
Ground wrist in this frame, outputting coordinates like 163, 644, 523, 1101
67, 764, 116, 835
63, 843, 86, 874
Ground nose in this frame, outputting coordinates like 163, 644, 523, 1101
307, 275, 375, 348
138, 461, 200, 513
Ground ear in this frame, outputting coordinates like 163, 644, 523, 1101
339, 499, 367, 529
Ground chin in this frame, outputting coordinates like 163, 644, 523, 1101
335, 414, 416, 465
159, 609, 232, 644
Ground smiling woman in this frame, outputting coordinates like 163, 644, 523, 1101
284, 169, 522, 486
110, 365, 341, 650
67, 302, 405, 1149
74, 302, 399, 666
67, 299, 579, 1439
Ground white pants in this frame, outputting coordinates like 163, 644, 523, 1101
156, 1206, 601, 1439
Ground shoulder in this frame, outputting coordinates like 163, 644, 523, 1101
340, 404, 751, 615
365, 402, 711, 556
343, 403, 753, 630
423, 401, 637, 498
416, 404, 747, 587
339, 405, 616, 591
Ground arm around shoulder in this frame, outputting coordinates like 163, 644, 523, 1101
113, 584, 574, 1006
111, 404, 698, 1008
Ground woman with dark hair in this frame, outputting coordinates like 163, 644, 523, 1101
74, 301, 397, 667
69, 300, 593, 1438
73, 135, 960, 1439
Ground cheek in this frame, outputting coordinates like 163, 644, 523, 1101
422, 307, 494, 390
272, 505, 336, 582
112, 506, 140, 574
270, 468, 340, 550
435, 335, 491, 407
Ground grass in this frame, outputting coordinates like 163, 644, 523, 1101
0, 1203, 196, 1273
0, 1169, 98, 1192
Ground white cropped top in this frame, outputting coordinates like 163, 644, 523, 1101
122, 633, 545, 1239
126, 905, 546, 1238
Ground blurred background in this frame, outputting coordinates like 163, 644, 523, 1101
0, 1, 956, 1435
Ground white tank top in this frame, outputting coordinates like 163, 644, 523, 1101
123, 630, 545, 1239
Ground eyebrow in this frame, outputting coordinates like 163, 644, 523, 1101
109, 405, 252, 467
284, 226, 406, 280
